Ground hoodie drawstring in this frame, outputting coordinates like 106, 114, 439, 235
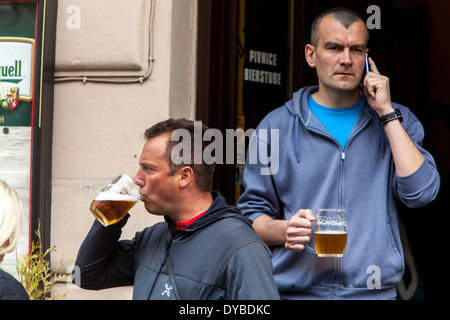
147, 236, 174, 299
380, 129, 386, 159
294, 110, 312, 163
294, 114, 301, 163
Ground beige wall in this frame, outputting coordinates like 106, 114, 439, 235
51, 0, 198, 299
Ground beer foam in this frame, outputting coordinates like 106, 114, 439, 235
315, 231, 347, 234
94, 191, 138, 201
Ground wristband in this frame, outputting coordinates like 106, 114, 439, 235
379, 109, 403, 127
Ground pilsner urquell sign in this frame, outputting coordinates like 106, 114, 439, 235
0, 37, 34, 112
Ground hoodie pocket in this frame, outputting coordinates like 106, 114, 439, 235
386, 221, 404, 277
357, 222, 404, 289
340, 218, 404, 290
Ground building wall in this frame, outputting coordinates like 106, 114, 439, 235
51, 0, 198, 299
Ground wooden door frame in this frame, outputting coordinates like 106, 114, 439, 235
196, 0, 239, 203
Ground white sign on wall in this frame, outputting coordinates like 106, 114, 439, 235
0, 37, 35, 109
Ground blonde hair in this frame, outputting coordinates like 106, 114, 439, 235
0, 180, 25, 257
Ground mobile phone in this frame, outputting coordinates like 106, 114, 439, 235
365, 52, 370, 73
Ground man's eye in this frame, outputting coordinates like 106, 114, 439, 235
142, 166, 153, 172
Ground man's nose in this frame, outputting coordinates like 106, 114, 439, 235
134, 171, 144, 188
340, 48, 353, 65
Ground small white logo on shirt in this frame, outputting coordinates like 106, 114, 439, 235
161, 283, 173, 297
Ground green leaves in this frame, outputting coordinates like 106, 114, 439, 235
16, 222, 69, 300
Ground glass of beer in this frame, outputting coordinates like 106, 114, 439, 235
314, 209, 347, 257
89, 174, 140, 227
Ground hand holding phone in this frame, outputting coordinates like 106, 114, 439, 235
363, 55, 394, 116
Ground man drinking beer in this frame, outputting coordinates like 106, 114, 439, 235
74, 119, 279, 300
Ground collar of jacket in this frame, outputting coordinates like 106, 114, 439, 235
163, 191, 251, 237
284, 85, 384, 163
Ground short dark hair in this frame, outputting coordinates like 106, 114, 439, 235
310, 7, 369, 47
144, 118, 215, 192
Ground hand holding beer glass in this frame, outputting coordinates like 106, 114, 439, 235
310, 209, 347, 257
90, 174, 140, 227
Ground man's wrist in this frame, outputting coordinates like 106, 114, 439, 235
376, 105, 395, 117
379, 108, 403, 127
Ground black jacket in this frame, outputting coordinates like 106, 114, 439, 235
0, 269, 28, 300
75, 192, 279, 300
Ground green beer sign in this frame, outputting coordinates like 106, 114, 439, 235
0, 38, 34, 122
0, 0, 37, 127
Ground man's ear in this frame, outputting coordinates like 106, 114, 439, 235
305, 44, 316, 68
179, 166, 194, 189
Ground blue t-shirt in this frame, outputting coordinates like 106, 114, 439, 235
309, 94, 364, 148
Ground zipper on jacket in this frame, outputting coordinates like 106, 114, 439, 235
303, 105, 373, 297
338, 148, 345, 211
335, 112, 372, 296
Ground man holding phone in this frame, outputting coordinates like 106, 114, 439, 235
237, 7, 440, 299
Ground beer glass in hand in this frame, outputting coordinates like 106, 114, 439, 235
90, 174, 140, 227
314, 209, 347, 257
